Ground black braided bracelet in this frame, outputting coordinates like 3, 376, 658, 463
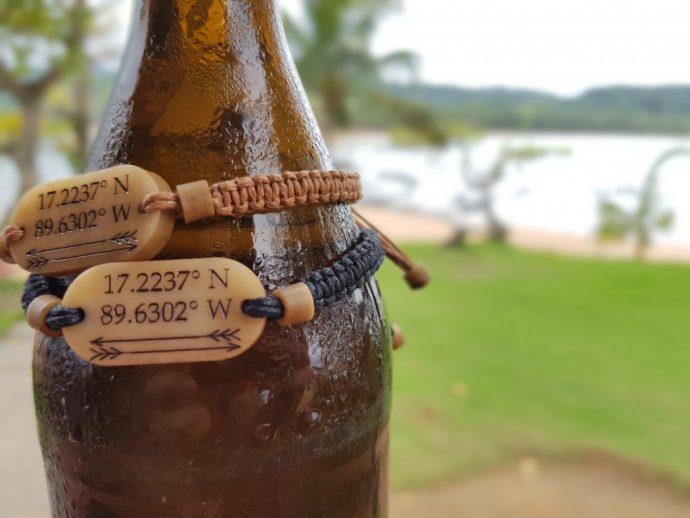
22, 229, 385, 332
243, 229, 384, 317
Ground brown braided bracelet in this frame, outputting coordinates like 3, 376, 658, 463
142, 170, 362, 221
0, 170, 362, 254
0, 169, 429, 290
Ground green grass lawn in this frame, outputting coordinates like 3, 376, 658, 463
0, 279, 24, 336
380, 244, 690, 489
3, 248, 689, 491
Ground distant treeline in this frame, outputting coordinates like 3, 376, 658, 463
3, 72, 688, 136
374, 84, 690, 134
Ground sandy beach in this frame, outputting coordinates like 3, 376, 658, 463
2, 206, 690, 285
356, 206, 690, 263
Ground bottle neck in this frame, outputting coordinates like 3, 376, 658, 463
89, 0, 357, 266
90, 0, 330, 184
89, 0, 356, 268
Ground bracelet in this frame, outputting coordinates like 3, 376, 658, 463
143, 170, 362, 222
1, 169, 362, 251
23, 229, 384, 335
6, 167, 424, 365
0, 166, 430, 292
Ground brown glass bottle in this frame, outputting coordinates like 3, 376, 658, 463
32, 1, 391, 516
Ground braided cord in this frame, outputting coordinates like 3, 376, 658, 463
305, 229, 383, 309
241, 297, 285, 320
242, 230, 384, 318
22, 230, 385, 330
142, 170, 362, 218
22, 274, 82, 331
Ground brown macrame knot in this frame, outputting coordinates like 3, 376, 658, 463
140, 192, 181, 217
0, 225, 23, 264
142, 170, 362, 220
3, 224, 24, 246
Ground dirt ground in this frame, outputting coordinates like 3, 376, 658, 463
3, 323, 690, 518
390, 456, 690, 518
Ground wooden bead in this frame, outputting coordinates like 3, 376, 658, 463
26, 294, 63, 338
177, 180, 215, 224
273, 282, 315, 327
0, 239, 15, 264
392, 324, 405, 350
404, 263, 430, 290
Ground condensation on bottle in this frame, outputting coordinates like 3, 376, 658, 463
32, 1, 391, 516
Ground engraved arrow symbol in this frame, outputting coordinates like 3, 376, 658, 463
89, 344, 242, 363
25, 231, 139, 270
26, 253, 50, 269
209, 329, 241, 343
88, 329, 243, 362
110, 231, 138, 251
89, 346, 123, 362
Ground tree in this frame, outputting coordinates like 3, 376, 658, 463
0, 0, 119, 200
63, 0, 90, 171
457, 150, 508, 243
455, 145, 569, 244
0, 0, 90, 194
596, 148, 690, 259
284, 0, 446, 144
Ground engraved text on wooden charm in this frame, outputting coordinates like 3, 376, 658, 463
62, 258, 267, 366
8, 165, 175, 276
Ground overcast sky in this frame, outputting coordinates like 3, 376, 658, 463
117, 0, 690, 96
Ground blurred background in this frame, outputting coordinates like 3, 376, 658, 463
2, 0, 690, 516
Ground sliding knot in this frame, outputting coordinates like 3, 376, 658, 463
0, 225, 22, 263
141, 192, 181, 216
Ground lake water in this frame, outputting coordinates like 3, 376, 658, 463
3, 133, 690, 245
334, 133, 690, 246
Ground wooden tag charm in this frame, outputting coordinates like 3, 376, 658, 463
62, 258, 267, 366
6, 165, 175, 276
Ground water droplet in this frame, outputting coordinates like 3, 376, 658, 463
252, 423, 273, 442
301, 409, 321, 428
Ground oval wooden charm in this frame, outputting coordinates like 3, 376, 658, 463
8, 165, 175, 276
62, 258, 267, 366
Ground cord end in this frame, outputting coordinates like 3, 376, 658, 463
404, 263, 431, 290
0, 239, 15, 264
1, 225, 22, 264
392, 324, 405, 350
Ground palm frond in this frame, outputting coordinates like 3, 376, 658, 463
596, 199, 634, 241
377, 50, 418, 77
654, 210, 674, 231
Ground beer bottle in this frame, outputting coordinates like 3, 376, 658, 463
33, 0, 391, 516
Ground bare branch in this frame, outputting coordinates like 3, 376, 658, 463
0, 62, 21, 97
32, 63, 64, 93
